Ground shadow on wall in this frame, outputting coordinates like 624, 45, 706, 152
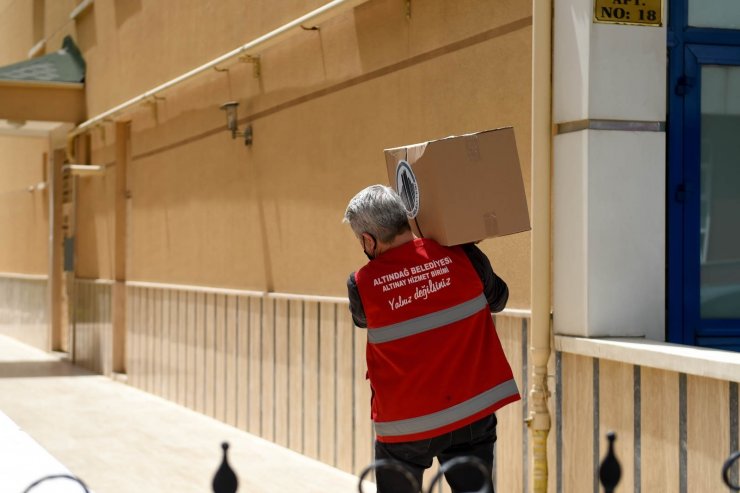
0, 360, 91, 379
353, 0, 409, 73
115, 0, 142, 29
76, 4, 97, 52
74, 178, 103, 279
32, 0, 44, 47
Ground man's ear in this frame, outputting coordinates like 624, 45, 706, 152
360, 232, 376, 250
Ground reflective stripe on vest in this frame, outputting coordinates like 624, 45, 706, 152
373, 378, 519, 437
365, 293, 488, 344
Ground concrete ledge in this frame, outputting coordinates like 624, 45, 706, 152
555, 335, 740, 382
0, 80, 85, 123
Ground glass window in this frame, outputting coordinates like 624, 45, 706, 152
689, 0, 740, 29
699, 65, 740, 318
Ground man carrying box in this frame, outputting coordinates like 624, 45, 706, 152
344, 185, 520, 493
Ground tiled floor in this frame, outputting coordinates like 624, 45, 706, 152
0, 335, 375, 493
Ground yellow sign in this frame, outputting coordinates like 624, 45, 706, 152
594, 0, 662, 26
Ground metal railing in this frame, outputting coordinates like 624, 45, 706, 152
21, 436, 740, 492
595, 432, 740, 493
358, 456, 492, 493
22, 474, 90, 492
724, 450, 740, 492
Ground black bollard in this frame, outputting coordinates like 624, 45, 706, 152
599, 432, 621, 493
212, 442, 239, 493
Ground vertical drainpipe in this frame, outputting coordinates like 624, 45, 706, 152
528, 0, 553, 492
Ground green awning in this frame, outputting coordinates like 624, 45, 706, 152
0, 36, 85, 83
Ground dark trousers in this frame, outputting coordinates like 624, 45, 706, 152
374, 414, 497, 493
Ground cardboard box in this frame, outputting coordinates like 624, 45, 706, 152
384, 127, 530, 246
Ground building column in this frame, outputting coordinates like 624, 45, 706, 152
48, 148, 68, 352
552, 0, 667, 340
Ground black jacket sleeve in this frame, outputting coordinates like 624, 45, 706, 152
347, 272, 367, 328
461, 243, 509, 313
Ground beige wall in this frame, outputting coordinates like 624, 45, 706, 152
0, 0, 35, 63
0, 0, 77, 63
0, 0, 533, 299
0, 277, 48, 350
121, 282, 532, 489
0, 136, 48, 274
72, 0, 534, 306
75, 168, 115, 279
38, 0, 77, 57
0, 0, 77, 277
0, 0, 533, 304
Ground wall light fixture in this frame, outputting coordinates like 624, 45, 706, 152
220, 102, 253, 146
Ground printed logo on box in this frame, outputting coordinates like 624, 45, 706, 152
396, 160, 419, 219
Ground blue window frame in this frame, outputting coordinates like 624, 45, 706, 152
668, 0, 740, 351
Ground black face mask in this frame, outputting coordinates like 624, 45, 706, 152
363, 233, 378, 261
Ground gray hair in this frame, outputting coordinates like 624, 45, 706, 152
343, 185, 411, 243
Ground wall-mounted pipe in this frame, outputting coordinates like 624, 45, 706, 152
69, 0, 94, 20
66, 0, 369, 161
528, 0, 553, 492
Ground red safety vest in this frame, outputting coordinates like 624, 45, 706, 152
354, 238, 520, 443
